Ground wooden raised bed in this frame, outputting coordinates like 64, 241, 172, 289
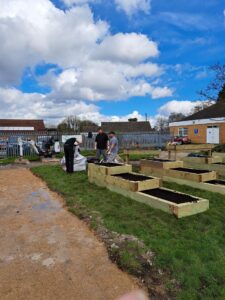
182, 161, 225, 176
88, 164, 209, 218
182, 156, 222, 164
161, 176, 225, 196
212, 152, 225, 162
140, 162, 217, 183
106, 172, 161, 192
141, 158, 183, 170
88, 162, 132, 176
106, 184, 209, 218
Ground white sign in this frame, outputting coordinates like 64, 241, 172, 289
0, 126, 34, 131
62, 135, 83, 144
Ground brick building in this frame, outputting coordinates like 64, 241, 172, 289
0, 119, 46, 136
169, 100, 225, 144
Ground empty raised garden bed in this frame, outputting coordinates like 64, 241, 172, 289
108, 172, 161, 192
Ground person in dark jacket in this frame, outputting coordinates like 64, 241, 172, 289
64, 137, 78, 173
95, 127, 109, 161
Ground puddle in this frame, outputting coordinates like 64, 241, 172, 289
26, 188, 62, 212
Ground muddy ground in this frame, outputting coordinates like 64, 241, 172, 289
0, 168, 139, 300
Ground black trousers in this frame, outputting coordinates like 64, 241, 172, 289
64, 144, 74, 173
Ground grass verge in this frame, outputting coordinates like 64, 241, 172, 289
32, 165, 225, 300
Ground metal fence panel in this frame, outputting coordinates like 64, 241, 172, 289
0, 131, 172, 157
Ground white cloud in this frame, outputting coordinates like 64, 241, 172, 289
94, 33, 158, 64
158, 100, 204, 116
115, 0, 151, 16
62, 0, 95, 6
0, 0, 173, 123
0, 87, 149, 125
0, 0, 108, 84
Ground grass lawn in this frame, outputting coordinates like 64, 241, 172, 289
0, 155, 40, 165
32, 165, 225, 300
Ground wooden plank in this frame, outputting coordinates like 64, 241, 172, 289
212, 152, 225, 162
166, 144, 214, 151
140, 159, 183, 170
182, 156, 222, 164
88, 163, 132, 177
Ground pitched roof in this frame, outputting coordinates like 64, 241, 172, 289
101, 121, 151, 133
183, 101, 225, 121
0, 119, 45, 131
82, 124, 99, 132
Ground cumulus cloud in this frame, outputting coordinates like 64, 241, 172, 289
62, 0, 95, 6
0, 0, 173, 123
0, 0, 108, 84
158, 100, 204, 116
0, 87, 148, 125
115, 0, 151, 16
94, 33, 159, 63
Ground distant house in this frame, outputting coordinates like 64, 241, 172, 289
0, 119, 46, 136
169, 100, 225, 144
101, 121, 151, 133
81, 124, 99, 135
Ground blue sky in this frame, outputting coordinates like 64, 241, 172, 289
0, 0, 224, 124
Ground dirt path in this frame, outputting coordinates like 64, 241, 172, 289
0, 168, 138, 300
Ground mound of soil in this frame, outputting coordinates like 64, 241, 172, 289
206, 180, 225, 186
142, 188, 198, 204
113, 173, 152, 181
171, 167, 210, 174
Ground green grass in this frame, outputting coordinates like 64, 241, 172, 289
32, 165, 225, 300
120, 153, 155, 161
0, 155, 40, 164
0, 157, 16, 165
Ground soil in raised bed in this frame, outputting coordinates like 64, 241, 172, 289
113, 173, 153, 181
171, 167, 211, 174
213, 163, 225, 165
142, 188, 198, 204
205, 180, 225, 186
95, 163, 123, 167
147, 158, 175, 162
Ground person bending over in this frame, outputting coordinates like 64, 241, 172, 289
64, 137, 79, 173
95, 127, 109, 161
107, 131, 119, 163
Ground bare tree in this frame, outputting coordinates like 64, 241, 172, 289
199, 63, 225, 102
57, 116, 97, 133
191, 100, 215, 114
154, 117, 169, 132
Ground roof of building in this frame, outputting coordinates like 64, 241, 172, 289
182, 100, 225, 121
82, 124, 99, 133
101, 121, 151, 133
0, 119, 45, 131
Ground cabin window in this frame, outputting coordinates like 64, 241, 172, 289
178, 127, 188, 136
